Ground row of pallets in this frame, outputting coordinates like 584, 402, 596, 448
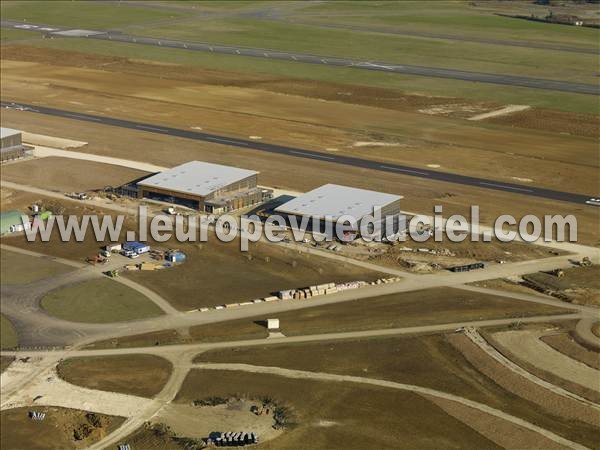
196, 277, 402, 313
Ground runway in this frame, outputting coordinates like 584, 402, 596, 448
1, 19, 599, 96
2, 101, 598, 207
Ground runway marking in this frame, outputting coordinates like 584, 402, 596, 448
64, 113, 100, 121
479, 182, 533, 192
135, 125, 169, 133
290, 150, 334, 160
208, 137, 248, 146
379, 165, 428, 175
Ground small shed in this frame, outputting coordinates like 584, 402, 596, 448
267, 318, 280, 330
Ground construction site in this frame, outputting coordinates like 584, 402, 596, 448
1, 1, 599, 449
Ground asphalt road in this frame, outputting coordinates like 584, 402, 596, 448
3, 101, 598, 207
1, 19, 599, 95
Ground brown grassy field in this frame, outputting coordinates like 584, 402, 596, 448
0, 356, 15, 373
1, 157, 148, 193
193, 334, 599, 449
57, 354, 172, 398
0, 406, 125, 450
1, 46, 598, 246
0, 249, 73, 285
175, 369, 501, 450
124, 238, 382, 310
41, 278, 164, 323
84, 286, 569, 349
1, 55, 597, 196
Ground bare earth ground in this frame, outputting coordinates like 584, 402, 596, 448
486, 331, 600, 404
85, 286, 569, 349
152, 400, 279, 443
193, 334, 599, 448
0, 406, 125, 450
174, 369, 501, 450
491, 330, 599, 393
448, 332, 599, 431
0, 156, 149, 193
56, 355, 172, 398
541, 333, 600, 371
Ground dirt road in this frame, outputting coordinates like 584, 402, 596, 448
464, 328, 599, 409
492, 330, 600, 392
192, 362, 589, 450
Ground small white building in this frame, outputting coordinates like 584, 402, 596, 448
267, 318, 280, 330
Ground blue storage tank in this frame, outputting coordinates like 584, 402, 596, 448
167, 251, 186, 263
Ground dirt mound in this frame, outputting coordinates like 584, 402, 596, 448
0, 406, 124, 449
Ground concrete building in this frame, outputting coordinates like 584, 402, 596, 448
274, 183, 402, 239
137, 161, 271, 212
0, 127, 25, 162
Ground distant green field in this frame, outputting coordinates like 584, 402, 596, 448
136, 17, 597, 84
41, 278, 163, 323
0, 0, 184, 29
297, 0, 600, 47
14, 35, 598, 114
0, 28, 41, 41
0, 315, 18, 349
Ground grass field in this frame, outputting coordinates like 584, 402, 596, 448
124, 238, 383, 311
175, 369, 501, 449
57, 354, 172, 398
40, 278, 164, 323
0, 157, 149, 193
0, 406, 125, 450
6, 35, 597, 114
0, 249, 73, 285
0, 315, 18, 349
137, 17, 597, 83
191, 286, 569, 338
298, 1, 600, 46
0, 0, 184, 29
193, 334, 600, 449
85, 286, 569, 349
2, 0, 598, 113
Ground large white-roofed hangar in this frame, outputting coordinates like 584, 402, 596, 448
274, 183, 402, 239
137, 161, 272, 213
